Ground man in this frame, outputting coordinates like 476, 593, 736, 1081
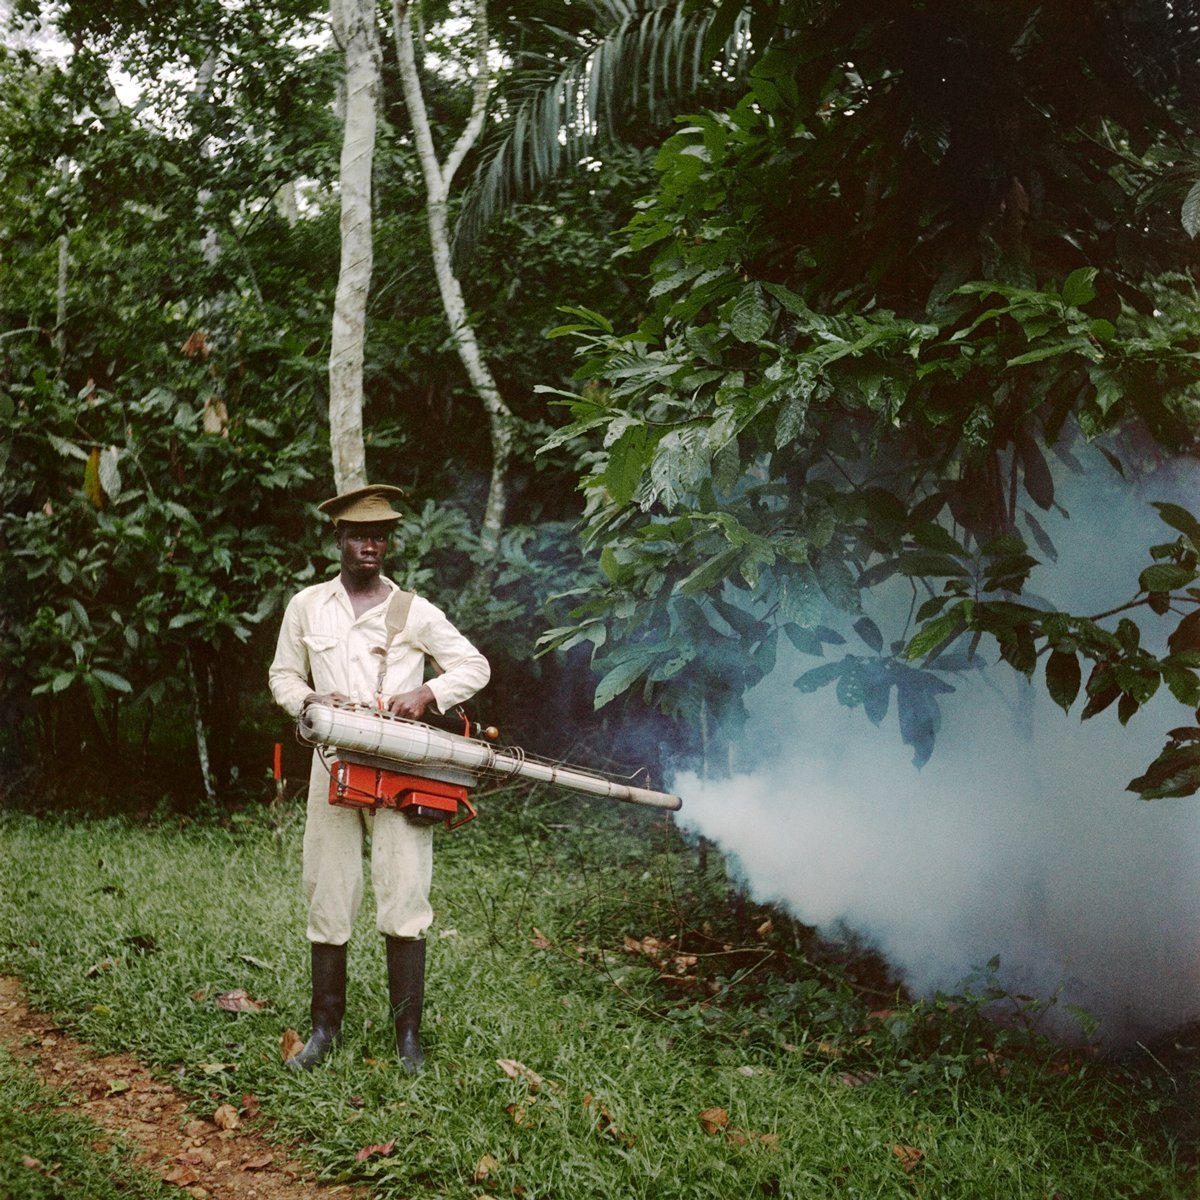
268, 483, 490, 1073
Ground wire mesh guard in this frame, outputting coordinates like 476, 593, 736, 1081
298, 700, 682, 811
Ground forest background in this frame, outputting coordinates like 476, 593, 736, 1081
1, 0, 1199, 817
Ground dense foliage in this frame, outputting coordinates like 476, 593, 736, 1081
539, 0, 1200, 796
0, 2, 660, 805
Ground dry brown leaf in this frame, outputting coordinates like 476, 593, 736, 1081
838, 1071, 879, 1088
892, 1144, 924, 1173
180, 330, 210, 359
279, 1029, 304, 1062
21, 1156, 41, 1170
241, 1092, 260, 1119
531, 928, 552, 950
164, 1163, 201, 1186
505, 1102, 534, 1128
240, 1153, 274, 1172
212, 1104, 239, 1131
592, 1103, 636, 1147
473, 1153, 500, 1182
698, 1107, 729, 1135
214, 989, 264, 1014
496, 1058, 547, 1092
756, 918, 774, 938
355, 1141, 396, 1162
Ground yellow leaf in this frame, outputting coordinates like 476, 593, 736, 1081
279, 1029, 304, 1062
473, 1153, 499, 1182
83, 448, 106, 508
698, 1107, 729, 1135
213, 1104, 240, 1131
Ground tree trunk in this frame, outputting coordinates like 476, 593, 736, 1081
329, 0, 380, 493
185, 647, 218, 805
392, 0, 516, 556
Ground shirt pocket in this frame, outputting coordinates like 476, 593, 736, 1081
302, 634, 339, 655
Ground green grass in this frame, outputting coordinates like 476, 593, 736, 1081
0, 794, 1194, 1199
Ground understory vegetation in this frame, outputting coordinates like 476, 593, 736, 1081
1, 795, 1196, 1199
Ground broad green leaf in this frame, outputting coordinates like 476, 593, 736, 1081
91, 669, 133, 694
793, 660, 842, 694
593, 654, 652, 709
728, 283, 773, 343
1151, 502, 1200, 550
783, 624, 823, 656
906, 611, 961, 660
1139, 563, 1196, 594
1045, 649, 1081, 712
1182, 179, 1200, 239
1061, 267, 1098, 307
853, 616, 883, 653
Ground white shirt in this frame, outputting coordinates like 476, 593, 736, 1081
268, 575, 490, 718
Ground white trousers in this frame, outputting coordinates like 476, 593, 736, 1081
301, 750, 435, 945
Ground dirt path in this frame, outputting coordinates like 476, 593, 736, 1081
0, 976, 362, 1200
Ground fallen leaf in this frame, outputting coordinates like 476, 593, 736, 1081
892, 1144, 924, 1173
473, 1153, 500, 1182
215, 989, 264, 1013
531, 928, 552, 950
212, 1104, 240, 1131
813, 1041, 843, 1059
240, 1153, 274, 1171
241, 1093, 260, 1119
21, 1156, 41, 1170
239, 954, 273, 970
505, 1102, 534, 1129
727, 1128, 780, 1148
198, 1062, 237, 1075
106, 1079, 131, 1096
164, 1164, 201, 1186
355, 1141, 396, 1162
698, 1107, 729, 1135
591, 1102, 636, 1147
756, 918, 774, 938
85, 960, 113, 977
496, 1058, 547, 1092
279, 1029, 304, 1062
838, 1071, 879, 1088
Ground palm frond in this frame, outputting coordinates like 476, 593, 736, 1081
452, 0, 752, 264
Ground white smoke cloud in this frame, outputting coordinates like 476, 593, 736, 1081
674, 452, 1200, 1043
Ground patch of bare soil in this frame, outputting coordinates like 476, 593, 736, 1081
0, 976, 362, 1200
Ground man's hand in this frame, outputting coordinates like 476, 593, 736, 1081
304, 691, 349, 709
386, 684, 436, 720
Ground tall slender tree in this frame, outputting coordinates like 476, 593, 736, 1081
391, 0, 516, 557
328, 0, 381, 492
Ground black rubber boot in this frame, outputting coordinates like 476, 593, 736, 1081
285, 941, 347, 1071
385, 935, 426, 1075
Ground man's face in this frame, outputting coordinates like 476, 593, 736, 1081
336, 522, 392, 579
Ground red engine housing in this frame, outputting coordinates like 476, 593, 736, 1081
328, 759, 476, 829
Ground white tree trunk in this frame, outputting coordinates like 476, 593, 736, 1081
392, 0, 516, 555
329, 0, 380, 493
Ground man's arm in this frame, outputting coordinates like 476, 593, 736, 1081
385, 596, 490, 718
268, 595, 320, 718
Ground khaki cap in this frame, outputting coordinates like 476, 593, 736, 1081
317, 483, 407, 525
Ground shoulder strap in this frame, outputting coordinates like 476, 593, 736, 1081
384, 588, 415, 647
375, 589, 415, 696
